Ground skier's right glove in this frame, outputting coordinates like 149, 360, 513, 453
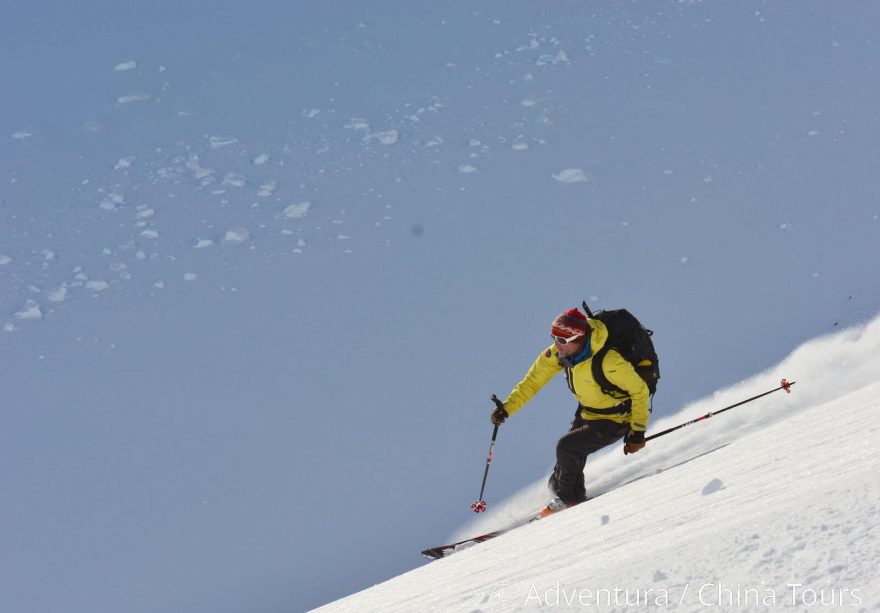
490, 394, 509, 425
623, 430, 646, 455
490, 405, 509, 425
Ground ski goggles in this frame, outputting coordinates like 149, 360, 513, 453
551, 332, 585, 345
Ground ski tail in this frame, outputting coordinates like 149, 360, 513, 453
421, 514, 542, 560
421, 529, 508, 560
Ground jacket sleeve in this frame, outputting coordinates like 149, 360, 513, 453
602, 350, 651, 432
502, 347, 562, 417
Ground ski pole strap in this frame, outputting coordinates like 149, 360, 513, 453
491, 394, 504, 411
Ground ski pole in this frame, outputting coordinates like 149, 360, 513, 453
471, 395, 503, 513
646, 379, 795, 442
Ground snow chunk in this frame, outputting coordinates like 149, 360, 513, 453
11, 129, 38, 140
185, 155, 215, 183
252, 153, 270, 165
537, 49, 571, 66
114, 60, 138, 72
194, 238, 215, 249
183, 273, 199, 282
114, 157, 135, 169
376, 130, 399, 145
345, 118, 370, 132
208, 135, 238, 149
517, 38, 540, 51
83, 120, 103, 133
100, 192, 125, 211
363, 129, 399, 145
223, 228, 251, 244
223, 173, 247, 187
552, 168, 590, 183
257, 181, 276, 197
457, 165, 478, 174
141, 229, 160, 239
86, 280, 109, 292
0, 254, 12, 265
284, 202, 311, 219
47, 284, 69, 302
303, 109, 321, 118
116, 94, 152, 105
14, 300, 43, 320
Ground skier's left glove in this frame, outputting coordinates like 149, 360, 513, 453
623, 430, 645, 455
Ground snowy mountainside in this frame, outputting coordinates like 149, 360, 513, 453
315, 315, 880, 612
3, 3, 880, 612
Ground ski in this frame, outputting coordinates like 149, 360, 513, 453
420, 529, 508, 560
421, 514, 540, 560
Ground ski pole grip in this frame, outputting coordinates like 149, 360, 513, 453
582, 300, 595, 318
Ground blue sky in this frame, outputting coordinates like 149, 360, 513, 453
2, 2, 878, 611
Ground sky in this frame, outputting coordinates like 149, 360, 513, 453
315, 314, 880, 611
2, 2, 879, 612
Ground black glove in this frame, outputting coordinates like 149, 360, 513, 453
490, 394, 509, 425
491, 405, 509, 426
623, 430, 646, 455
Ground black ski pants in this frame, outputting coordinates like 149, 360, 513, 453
549, 408, 629, 504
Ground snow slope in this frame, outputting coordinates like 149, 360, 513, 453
3, 4, 880, 611
315, 316, 880, 612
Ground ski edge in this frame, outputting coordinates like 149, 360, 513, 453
420, 514, 542, 560
420, 529, 507, 560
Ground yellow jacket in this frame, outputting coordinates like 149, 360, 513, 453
502, 319, 651, 432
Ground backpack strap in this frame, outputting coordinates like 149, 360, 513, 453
578, 400, 632, 416
591, 345, 628, 399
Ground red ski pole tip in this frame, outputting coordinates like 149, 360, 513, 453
471, 500, 487, 513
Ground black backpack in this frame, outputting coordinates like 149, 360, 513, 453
582, 301, 660, 398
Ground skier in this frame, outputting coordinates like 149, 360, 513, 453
491, 308, 650, 518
